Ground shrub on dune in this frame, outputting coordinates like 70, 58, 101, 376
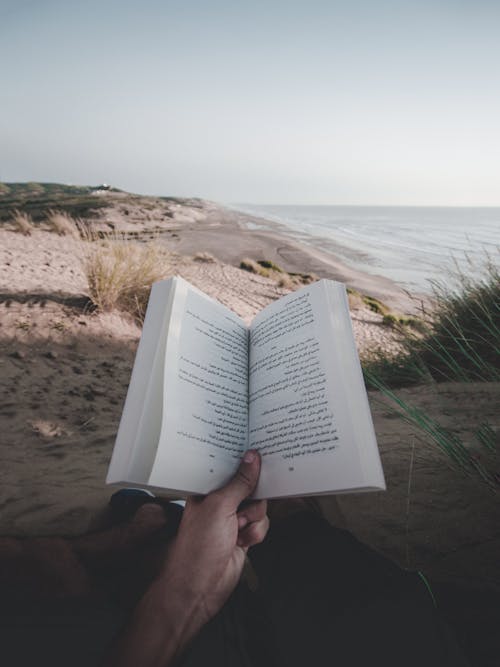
12, 209, 34, 235
363, 254, 499, 491
364, 257, 500, 386
47, 209, 80, 236
419, 259, 500, 382
81, 231, 171, 322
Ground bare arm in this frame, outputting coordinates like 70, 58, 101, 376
104, 450, 268, 667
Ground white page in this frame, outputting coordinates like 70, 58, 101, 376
249, 280, 370, 498
325, 284, 385, 491
148, 278, 249, 494
107, 280, 175, 484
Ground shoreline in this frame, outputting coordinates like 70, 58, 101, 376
0, 187, 423, 314
166, 203, 422, 314
0, 187, 498, 609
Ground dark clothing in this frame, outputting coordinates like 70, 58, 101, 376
181, 512, 469, 667
0, 509, 468, 666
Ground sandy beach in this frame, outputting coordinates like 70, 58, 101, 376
0, 188, 498, 667
162, 204, 420, 313
0, 191, 497, 592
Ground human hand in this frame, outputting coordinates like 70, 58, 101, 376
160, 449, 268, 626
105, 449, 268, 667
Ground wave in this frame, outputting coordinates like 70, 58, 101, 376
234, 204, 500, 292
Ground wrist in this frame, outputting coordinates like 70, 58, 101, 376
146, 572, 209, 653
105, 573, 208, 667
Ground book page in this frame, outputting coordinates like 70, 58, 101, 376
249, 280, 371, 498
148, 278, 249, 493
107, 279, 175, 484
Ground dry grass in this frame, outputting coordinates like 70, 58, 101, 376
47, 209, 80, 236
240, 258, 261, 274
240, 257, 317, 287
277, 274, 294, 289
80, 230, 172, 322
193, 251, 216, 263
12, 209, 34, 235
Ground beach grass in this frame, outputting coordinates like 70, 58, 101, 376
47, 209, 81, 236
11, 209, 34, 235
364, 255, 499, 490
364, 257, 500, 387
240, 257, 317, 286
80, 229, 171, 322
193, 251, 216, 263
419, 258, 500, 382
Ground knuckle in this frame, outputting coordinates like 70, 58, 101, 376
254, 500, 267, 520
248, 517, 269, 545
236, 469, 253, 490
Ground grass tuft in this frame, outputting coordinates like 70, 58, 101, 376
257, 259, 283, 272
418, 259, 500, 382
364, 257, 500, 386
364, 254, 499, 491
382, 313, 426, 331
193, 251, 216, 263
12, 209, 34, 235
80, 230, 171, 323
362, 295, 390, 315
47, 209, 81, 236
240, 258, 317, 286
240, 258, 261, 274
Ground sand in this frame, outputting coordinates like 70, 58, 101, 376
150, 204, 421, 314
0, 204, 498, 597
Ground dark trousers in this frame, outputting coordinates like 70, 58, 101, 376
181, 512, 468, 667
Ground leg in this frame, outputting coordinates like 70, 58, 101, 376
249, 506, 468, 667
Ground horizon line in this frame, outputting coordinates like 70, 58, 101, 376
2, 181, 500, 208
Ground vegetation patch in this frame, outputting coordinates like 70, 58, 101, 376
257, 259, 283, 272
47, 209, 81, 236
193, 251, 216, 263
0, 182, 111, 222
240, 258, 262, 274
11, 209, 34, 235
363, 256, 499, 491
381, 313, 426, 332
364, 259, 499, 386
81, 230, 172, 323
362, 294, 390, 315
240, 258, 317, 286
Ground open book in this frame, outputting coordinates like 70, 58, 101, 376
107, 276, 385, 499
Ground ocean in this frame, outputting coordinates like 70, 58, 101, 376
233, 205, 499, 293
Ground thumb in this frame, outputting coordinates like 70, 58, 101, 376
220, 450, 261, 507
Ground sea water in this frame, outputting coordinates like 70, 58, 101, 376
233, 205, 499, 293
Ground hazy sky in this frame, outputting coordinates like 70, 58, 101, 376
1, 0, 499, 205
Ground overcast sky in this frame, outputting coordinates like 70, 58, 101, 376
1, 0, 499, 205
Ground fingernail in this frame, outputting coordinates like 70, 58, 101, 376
238, 515, 249, 529
243, 449, 256, 463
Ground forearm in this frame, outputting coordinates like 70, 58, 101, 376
104, 451, 267, 666
104, 574, 206, 667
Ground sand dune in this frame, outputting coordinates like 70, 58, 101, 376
0, 221, 498, 596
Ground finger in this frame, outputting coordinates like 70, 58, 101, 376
237, 499, 267, 529
220, 450, 261, 508
237, 516, 270, 548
